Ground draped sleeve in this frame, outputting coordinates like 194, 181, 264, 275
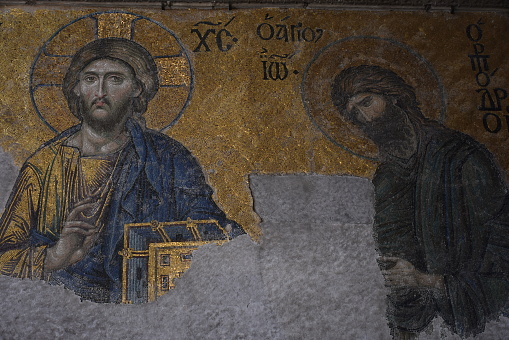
434, 145, 509, 336
0, 163, 47, 279
171, 143, 245, 238
414, 129, 509, 336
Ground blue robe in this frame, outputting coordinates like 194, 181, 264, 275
0, 119, 244, 303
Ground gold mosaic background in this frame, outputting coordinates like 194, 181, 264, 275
1, 7, 508, 238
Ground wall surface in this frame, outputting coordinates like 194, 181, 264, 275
1, 6, 509, 339
0, 165, 509, 339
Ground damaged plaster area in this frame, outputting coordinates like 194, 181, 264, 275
0, 146, 508, 339
0, 146, 17, 211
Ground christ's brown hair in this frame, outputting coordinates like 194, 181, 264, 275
63, 38, 159, 121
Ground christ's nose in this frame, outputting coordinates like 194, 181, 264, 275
95, 78, 107, 98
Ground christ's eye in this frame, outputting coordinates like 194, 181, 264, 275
83, 75, 97, 83
109, 75, 124, 84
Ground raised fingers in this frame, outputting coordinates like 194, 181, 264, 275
68, 202, 98, 220
61, 221, 98, 236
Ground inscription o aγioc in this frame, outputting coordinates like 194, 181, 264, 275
30, 10, 194, 134
302, 36, 446, 161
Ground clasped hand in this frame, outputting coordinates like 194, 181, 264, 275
379, 256, 445, 291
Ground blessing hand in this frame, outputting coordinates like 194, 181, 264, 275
44, 197, 100, 272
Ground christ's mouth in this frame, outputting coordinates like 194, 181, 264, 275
92, 98, 109, 107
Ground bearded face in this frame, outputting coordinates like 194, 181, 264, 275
73, 58, 141, 133
345, 93, 417, 158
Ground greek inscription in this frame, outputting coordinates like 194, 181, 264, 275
483, 113, 502, 133
477, 88, 508, 111
256, 14, 323, 43
262, 61, 289, 80
466, 19, 508, 133
191, 17, 238, 52
466, 20, 483, 42
259, 47, 299, 81
257, 23, 274, 40
191, 29, 214, 52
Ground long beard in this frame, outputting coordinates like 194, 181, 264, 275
361, 104, 417, 159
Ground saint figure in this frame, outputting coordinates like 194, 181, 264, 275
0, 38, 244, 303
332, 65, 509, 338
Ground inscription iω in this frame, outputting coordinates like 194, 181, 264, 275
259, 48, 299, 81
